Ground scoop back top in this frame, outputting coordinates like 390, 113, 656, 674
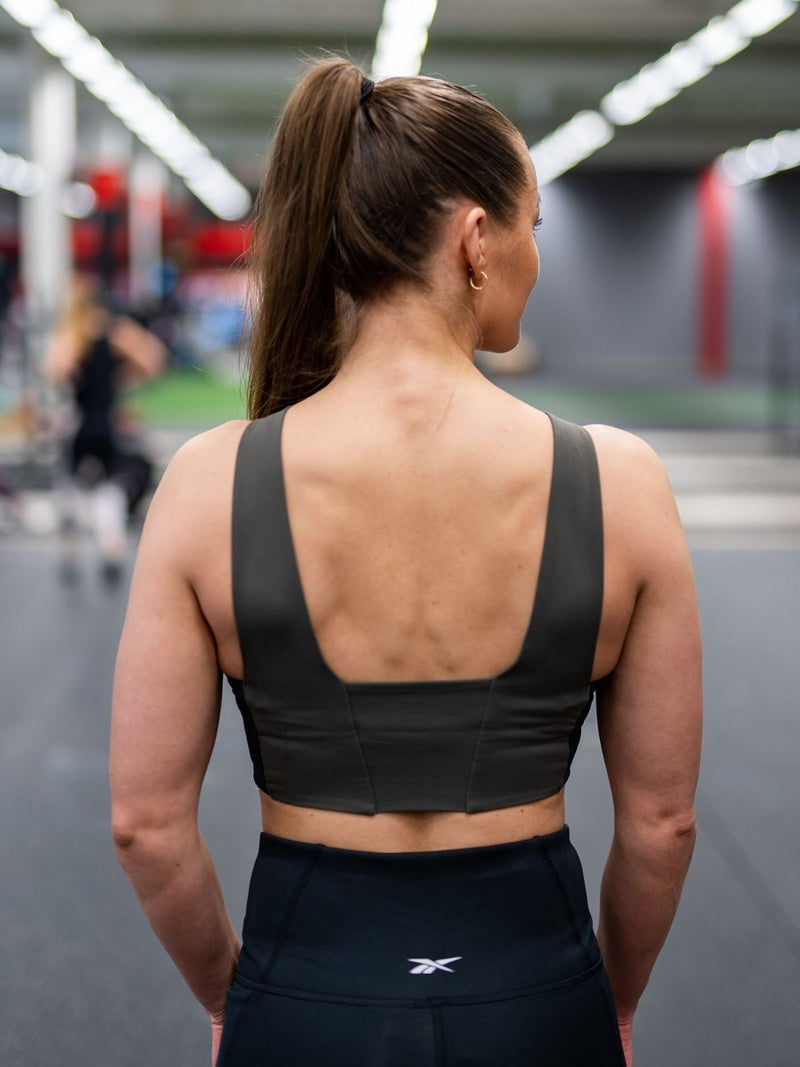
225, 406, 603, 815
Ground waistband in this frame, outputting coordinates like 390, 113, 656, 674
235, 824, 601, 1003
256, 823, 572, 867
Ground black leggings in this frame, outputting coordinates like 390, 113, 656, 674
217, 826, 626, 1066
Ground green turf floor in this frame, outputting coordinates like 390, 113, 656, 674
129, 367, 800, 431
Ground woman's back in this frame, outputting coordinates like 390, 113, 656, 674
159, 353, 647, 853
225, 378, 557, 686
110, 57, 701, 1066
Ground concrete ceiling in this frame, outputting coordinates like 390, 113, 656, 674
1, 0, 799, 193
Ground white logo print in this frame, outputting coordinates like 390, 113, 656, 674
408, 957, 462, 975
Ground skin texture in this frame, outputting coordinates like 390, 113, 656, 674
110, 149, 701, 1066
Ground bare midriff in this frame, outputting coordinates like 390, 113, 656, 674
259, 789, 566, 853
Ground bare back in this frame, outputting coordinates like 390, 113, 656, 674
185, 373, 640, 851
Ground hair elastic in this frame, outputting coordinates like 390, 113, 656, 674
360, 77, 375, 103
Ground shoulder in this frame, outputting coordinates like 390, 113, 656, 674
162, 419, 250, 485
584, 422, 673, 502
583, 423, 685, 580
139, 420, 250, 568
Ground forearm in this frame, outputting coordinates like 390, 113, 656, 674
597, 812, 696, 1022
113, 822, 240, 1016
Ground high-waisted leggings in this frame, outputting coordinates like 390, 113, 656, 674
216, 825, 626, 1066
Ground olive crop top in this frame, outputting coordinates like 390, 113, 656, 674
226, 407, 603, 814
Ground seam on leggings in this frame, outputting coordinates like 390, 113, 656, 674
232, 957, 604, 1008
432, 1005, 445, 1067
591, 969, 628, 1067
257, 843, 323, 986
541, 837, 596, 970
216, 987, 255, 1067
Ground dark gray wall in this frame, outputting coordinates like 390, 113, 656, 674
729, 171, 800, 382
523, 169, 800, 386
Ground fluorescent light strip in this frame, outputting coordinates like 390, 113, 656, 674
532, 111, 614, 186
0, 146, 98, 216
719, 127, 800, 183
600, 0, 797, 127
0, 146, 44, 197
531, 0, 798, 185
0, 0, 251, 220
372, 0, 438, 78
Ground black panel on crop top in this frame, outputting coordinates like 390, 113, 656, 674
225, 407, 603, 814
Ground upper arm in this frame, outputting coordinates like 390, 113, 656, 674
590, 428, 703, 827
43, 325, 81, 385
110, 435, 231, 835
109, 317, 167, 380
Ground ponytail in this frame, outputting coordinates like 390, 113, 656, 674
246, 57, 528, 418
246, 58, 361, 418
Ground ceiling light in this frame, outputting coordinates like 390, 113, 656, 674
372, 0, 438, 78
533, 111, 614, 186
718, 125, 800, 183
692, 16, 748, 64
0, 148, 44, 196
0, 0, 251, 220
31, 8, 85, 58
533, 0, 798, 182
660, 41, 709, 89
62, 181, 97, 218
0, 0, 56, 29
600, 84, 652, 126
729, 0, 797, 35
745, 138, 780, 173
774, 130, 800, 166
637, 63, 681, 108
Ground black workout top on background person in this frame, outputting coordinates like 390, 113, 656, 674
69, 333, 121, 476
226, 406, 603, 815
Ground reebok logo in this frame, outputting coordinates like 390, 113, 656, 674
408, 957, 462, 975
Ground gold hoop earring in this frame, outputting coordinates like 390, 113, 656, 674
468, 270, 489, 292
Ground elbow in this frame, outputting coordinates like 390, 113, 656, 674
670, 808, 697, 842
109, 773, 201, 862
111, 820, 138, 855
615, 805, 698, 852
109, 807, 192, 860
111, 811, 146, 857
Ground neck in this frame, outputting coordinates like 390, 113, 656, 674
335, 286, 480, 398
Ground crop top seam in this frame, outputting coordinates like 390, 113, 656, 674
463, 679, 496, 811
339, 679, 378, 811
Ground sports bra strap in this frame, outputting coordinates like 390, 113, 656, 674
512, 413, 604, 692
232, 407, 331, 694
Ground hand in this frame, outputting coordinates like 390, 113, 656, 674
618, 1017, 633, 1066
210, 1008, 226, 1067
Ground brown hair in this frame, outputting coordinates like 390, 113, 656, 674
246, 56, 528, 418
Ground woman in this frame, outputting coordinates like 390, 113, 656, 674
45, 274, 165, 576
110, 58, 702, 1066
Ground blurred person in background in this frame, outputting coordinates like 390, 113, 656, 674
111, 58, 701, 1066
0, 250, 12, 337
44, 273, 166, 580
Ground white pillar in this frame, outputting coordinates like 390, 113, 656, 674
129, 153, 166, 307
20, 44, 76, 339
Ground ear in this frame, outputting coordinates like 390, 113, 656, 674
459, 205, 487, 277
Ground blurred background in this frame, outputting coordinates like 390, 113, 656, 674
0, 1, 798, 1065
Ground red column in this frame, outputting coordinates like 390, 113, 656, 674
698, 165, 731, 379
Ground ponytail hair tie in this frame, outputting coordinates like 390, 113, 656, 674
360, 77, 375, 103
